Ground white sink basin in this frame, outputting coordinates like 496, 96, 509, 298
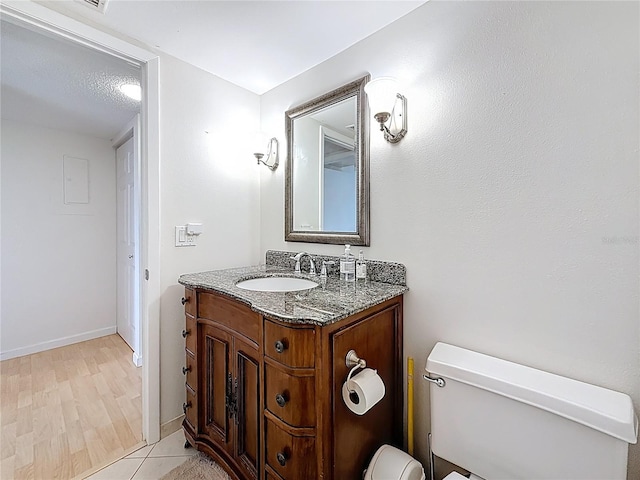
236, 276, 319, 292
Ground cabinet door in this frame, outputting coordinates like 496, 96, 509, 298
233, 335, 261, 480
199, 323, 233, 456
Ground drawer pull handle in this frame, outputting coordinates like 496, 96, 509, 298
182, 401, 191, 414
275, 393, 287, 407
274, 340, 287, 354
182, 329, 190, 338
182, 366, 191, 375
181, 297, 189, 305
276, 452, 287, 467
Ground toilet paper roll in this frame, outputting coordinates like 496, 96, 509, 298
342, 367, 385, 415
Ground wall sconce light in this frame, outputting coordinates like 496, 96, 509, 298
253, 137, 279, 171
364, 77, 407, 144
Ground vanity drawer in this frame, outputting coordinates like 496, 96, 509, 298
184, 315, 196, 355
264, 320, 315, 368
265, 468, 283, 480
198, 292, 260, 343
265, 363, 315, 427
182, 288, 196, 317
265, 417, 316, 479
184, 353, 197, 391
184, 385, 197, 431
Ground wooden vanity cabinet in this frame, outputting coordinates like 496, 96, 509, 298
183, 288, 403, 480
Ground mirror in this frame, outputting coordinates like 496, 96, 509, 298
285, 75, 370, 246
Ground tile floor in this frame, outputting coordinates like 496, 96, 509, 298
85, 430, 194, 480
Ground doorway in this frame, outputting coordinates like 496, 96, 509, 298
0, 0, 161, 447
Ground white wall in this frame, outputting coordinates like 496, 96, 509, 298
260, 2, 640, 477
1, 120, 117, 358
157, 53, 261, 424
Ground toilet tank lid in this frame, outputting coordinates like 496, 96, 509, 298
426, 342, 638, 444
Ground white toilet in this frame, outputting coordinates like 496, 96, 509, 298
366, 342, 638, 480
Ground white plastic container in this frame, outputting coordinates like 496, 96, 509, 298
356, 250, 367, 284
340, 244, 355, 282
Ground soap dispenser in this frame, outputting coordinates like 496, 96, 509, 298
340, 245, 356, 283
356, 250, 367, 285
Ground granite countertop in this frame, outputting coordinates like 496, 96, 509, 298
178, 264, 408, 326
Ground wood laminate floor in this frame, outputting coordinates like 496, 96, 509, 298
0, 334, 142, 479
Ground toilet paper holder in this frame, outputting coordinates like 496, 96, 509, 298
345, 349, 367, 393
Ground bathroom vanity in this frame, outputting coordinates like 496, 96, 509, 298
178, 252, 408, 480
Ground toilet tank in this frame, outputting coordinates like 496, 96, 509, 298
426, 343, 638, 480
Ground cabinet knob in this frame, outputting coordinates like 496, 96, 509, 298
182, 366, 191, 375
275, 393, 287, 408
182, 401, 191, 414
182, 329, 190, 338
276, 452, 287, 467
274, 340, 287, 354
181, 297, 188, 305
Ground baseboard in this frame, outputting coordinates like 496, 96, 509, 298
0, 326, 117, 361
161, 414, 185, 439
132, 351, 143, 367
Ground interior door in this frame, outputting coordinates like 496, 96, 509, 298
116, 136, 136, 351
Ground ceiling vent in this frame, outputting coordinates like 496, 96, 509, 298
77, 0, 109, 14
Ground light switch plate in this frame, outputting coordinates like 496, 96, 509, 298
175, 226, 196, 247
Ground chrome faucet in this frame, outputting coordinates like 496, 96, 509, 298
290, 252, 316, 275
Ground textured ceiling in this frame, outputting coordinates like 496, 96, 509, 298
0, 18, 141, 139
